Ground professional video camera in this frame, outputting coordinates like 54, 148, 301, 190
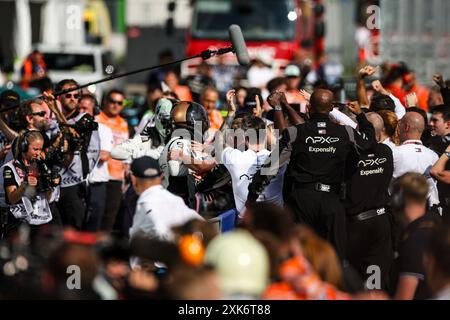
61, 114, 98, 153
28, 159, 61, 193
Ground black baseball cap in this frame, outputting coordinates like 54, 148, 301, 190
0, 90, 20, 108
131, 156, 162, 178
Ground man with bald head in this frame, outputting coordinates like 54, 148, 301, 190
394, 111, 439, 207
345, 112, 395, 289
248, 89, 376, 259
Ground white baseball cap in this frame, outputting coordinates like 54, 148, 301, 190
284, 64, 301, 77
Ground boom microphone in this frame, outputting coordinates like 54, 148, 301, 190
228, 24, 250, 66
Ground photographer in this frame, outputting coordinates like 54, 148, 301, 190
46, 79, 98, 229
1, 131, 59, 234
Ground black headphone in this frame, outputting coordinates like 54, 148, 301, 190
19, 130, 40, 154
389, 188, 405, 213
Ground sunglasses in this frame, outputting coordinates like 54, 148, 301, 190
108, 99, 124, 106
65, 93, 81, 99
31, 111, 47, 117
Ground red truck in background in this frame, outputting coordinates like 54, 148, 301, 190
182, 0, 325, 77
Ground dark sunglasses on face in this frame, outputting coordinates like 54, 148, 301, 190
108, 99, 124, 106
65, 93, 80, 99
31, 111, 47, 117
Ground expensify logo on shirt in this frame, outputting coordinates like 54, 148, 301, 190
358, 158, 387, 168
305, 136, 340, 144
358, 158, 387, 176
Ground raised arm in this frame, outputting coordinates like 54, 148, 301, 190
357, 66, 377, 108
433, 73, 450, 106
347, 101, 377, 152
431, 145, 450, 184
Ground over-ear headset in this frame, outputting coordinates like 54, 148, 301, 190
389, 188, 405, 213
20, 130, 38, 154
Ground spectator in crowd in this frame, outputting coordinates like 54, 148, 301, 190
284, 64, 308, 112
376, 110, 400, 151
147, 49, 176, 88
391, 173, 440, 300
201, 87, 222, 136
20, 50, 47, 90
96, 89, 129, 232
183, 62, 215, 103
164, 70, 193, 102
295, 225, 344, 290
247, 54, 274, 99
204, 229, 270, 300
424, 225, 450, 300
427, 104, 450, 221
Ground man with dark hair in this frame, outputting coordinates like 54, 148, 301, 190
369, 92, 396, 112
266, 77, 287, 94
201, 86, 222, 136
428, 104, 450, 221
97, 88, 129, 232
391, 173, 440, 300
248, 89, 377, 259
219, 115, 285, 218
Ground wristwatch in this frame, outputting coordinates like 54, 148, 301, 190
273, 105, 283, 111
445, 152, 450, 158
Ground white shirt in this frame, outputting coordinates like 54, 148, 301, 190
382, 137, 397, 152
329, 108, 357, 129
87, 123, 113, 184
221, 147, 286, 216
129, 185, 203, 241
393, 140, 440, 206
389, 94, 406, 120
247, 66, 274, 91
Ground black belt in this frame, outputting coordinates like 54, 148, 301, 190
351, 207, 386, 222
296, 182, 340, 194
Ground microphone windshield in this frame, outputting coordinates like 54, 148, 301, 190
228, 24, 250, 66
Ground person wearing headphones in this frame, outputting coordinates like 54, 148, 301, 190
1, 131, 60, 233
391, 173, 441, 300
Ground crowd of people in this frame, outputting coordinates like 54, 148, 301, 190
0, 49, 449, 301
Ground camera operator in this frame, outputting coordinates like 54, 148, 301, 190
0, 131, 59, 235
46, 79, 98, 230
79, 93, 114, 232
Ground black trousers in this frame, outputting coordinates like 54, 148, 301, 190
57, 184, 87, 230
346, 213, 394, 291
83, 182, 107, 232
114, 185, 139, 238
286, 188, 347, 260
101, 180, 123, 232
49, 202, 62, 227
